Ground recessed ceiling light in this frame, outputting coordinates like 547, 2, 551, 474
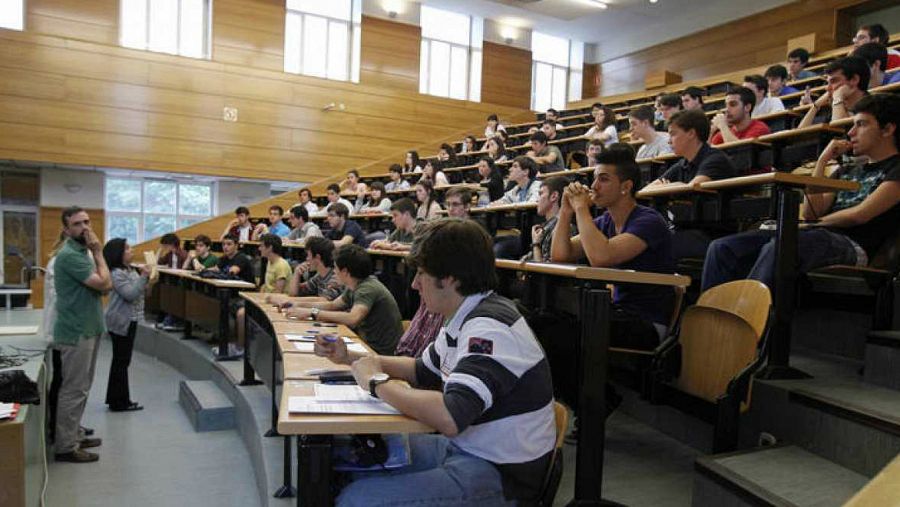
588, 0, 609, 9
649, 0, 658, 3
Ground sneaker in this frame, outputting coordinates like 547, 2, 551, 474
162, 324, 185, 332
56, 449, 99, 463
79, 437, 102, 449
110, 402, 144, 412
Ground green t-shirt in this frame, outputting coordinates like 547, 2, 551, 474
388, 228, 415, 245
263, 257, 292, 293
340, 276, 402, 355
53, 239, 105, 345
196, 253, 218, 269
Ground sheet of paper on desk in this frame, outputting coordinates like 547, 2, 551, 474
288, 396, 400, 415
346, 343, 367, 353
212, 280, 255, 287
314, 384, 372, 401
293, 342, 315, 352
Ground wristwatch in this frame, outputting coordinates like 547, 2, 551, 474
369, 373, 390, 398
310, 307, 320, 320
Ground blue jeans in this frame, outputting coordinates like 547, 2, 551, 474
337, 434, 515, 507
701, 228, 858, 292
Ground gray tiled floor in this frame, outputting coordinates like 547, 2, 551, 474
46, 337, 260, 507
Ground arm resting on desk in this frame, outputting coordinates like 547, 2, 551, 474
817, 180, 900, 228
567, 206, 648, 268
376, 382, 459, 437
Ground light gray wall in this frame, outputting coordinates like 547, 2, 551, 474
217, 181, 272, 214
40, 168, 105, 209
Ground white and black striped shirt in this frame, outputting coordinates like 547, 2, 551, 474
416, 291, 556, 500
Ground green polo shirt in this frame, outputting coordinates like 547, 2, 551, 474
53, 238, 105, 345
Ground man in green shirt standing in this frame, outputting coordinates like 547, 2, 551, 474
286, 245, 402, 355
54, 207, 112, 463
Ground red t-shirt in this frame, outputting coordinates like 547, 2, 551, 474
887, 50, 900, 71
710, 120, 771, 145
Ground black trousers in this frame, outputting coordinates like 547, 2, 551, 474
105, 322, 137, 409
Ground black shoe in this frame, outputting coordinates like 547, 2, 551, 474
56, 449, 99, 463
81, 425, 94, 436
110, 402, 144, 412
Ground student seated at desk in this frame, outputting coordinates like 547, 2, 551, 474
320, 184, 354, 217
702, 93, 900, 291
414, 180, 443, 220
648, 109, 737, 187
649, 109, 737, 259
527, 131, 565, 174
211, 234, 254, 284
155, 233, 187, 332
490, 156, 540, 206
437, 143, 458, 167
744, 74, 785, 119
584, 105, 619, 148
445, 187, 474, 220
525, 176, 571, 263
268, 237, 344, 308
353, 181, 391, 214
485, 136, 509, 163
403, 150, 423, 174
326, 203, 368, 248
853, 23, 899, 70
629, 106, 673, 160
285, 205, 322, 242
798, 56, 870, 128
339, 169, 364, 194
853, 43, 900, 87
370, 198, 417, 252
182, 234, 218, 270
230, 234, 291, 358
709, 86, 770, 145
656, 93, 683, 129
314, 219, 555, 505
681, 87, 705, 111
551, 150, 675, 350
252, 205, 291, 240
484, 113, 506, 139
586, 138, 604, 166
540, 119, 562, 142
788, 48, 818, 81
418, 159, 450, 187
545, 108, 564, 130
221, 206, 253, 242
384, 164, 411, 193
295, 188, 319, 216
287, 245, 402, 356
476, 157, 505, 204
765, 65, 799, 97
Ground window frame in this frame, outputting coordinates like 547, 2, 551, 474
105, 176, 215, 244
119, 0, 213, 59
283, 0, 360, 83
418, 6, 482, 102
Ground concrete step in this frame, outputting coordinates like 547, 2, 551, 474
179, 380, 236, 432
693, 445, 867, 507
744, 376, 900, 477
864, 331, 900, 390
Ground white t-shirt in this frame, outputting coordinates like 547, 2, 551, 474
586, 125, 619, 147
636, 132, 673, 160
752, 97, 785, 118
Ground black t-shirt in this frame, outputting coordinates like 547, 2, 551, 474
216, 252, 255, 284
830, 154, 900, 258
662, 143, 737, 183
328, 220, 368, 247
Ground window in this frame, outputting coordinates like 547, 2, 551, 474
284, 0, 361, 83
419, 6, 483, 101
531, 32, 583, 111
106, 177, 213, 245
120, 0, 211, 59
0, 1, 24, 31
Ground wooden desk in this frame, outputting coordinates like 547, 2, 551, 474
155, 268, 256, 360
698, 173, 860, 378
756, 123, 846, 171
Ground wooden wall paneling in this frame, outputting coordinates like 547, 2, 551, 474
596, 0, 865, 96
480, 42, 532, 109
26, 0, 118, 46
360, 16, 421, 92
212, 0, 285, 71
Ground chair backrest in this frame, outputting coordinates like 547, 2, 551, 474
667, 285, 686, 336
695, 280, 771, 338
674, 307, 764, 403
674, 281, 771, 404
537, 401, 569, 507
870, 226, 900, 273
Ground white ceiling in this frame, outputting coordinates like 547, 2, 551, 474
417, 0, 797, 62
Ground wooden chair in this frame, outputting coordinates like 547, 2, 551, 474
536, 401, 569, 507
651, 280, 772, 452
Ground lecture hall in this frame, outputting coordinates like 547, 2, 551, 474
0, 0, 899, 506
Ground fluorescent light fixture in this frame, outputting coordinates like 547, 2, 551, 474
381, 0, 404, 17
588, 0, 608, 9
499, 25, 518, 43
650, 0, 658, 3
